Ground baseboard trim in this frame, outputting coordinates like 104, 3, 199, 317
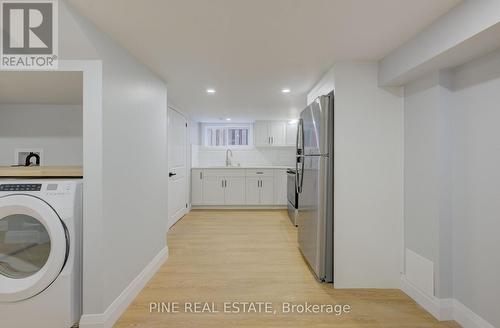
401, 275, 495, 328
79, 246, 169, 328
453, 300, 495, 328
401, 275, 452, 320
169, 208, 189, 229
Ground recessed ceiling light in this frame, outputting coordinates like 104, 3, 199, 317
206, 88, 216, 94
282, 88, 291, 94
225, 118, 232, 121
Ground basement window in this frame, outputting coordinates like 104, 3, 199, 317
202, 124, 253, 149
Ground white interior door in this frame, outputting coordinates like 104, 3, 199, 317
168, 108, 188, 229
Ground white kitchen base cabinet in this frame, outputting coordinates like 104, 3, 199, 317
259, 176, 275, 205
196, 169, 247, 206
202, 176, 225, 205
245, 177, 261, 204
191, 168, 288, 208
273, 169, 288, 205
191, 169, 204, 205
225, 177, 246, 205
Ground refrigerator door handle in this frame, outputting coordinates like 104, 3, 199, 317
296, 118, 303, 155
296, 118, 305, 194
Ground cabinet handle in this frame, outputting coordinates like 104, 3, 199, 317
200, 172, 203, 179
225, 180, 227, 188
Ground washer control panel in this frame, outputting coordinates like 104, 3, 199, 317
0, 184, 42, 192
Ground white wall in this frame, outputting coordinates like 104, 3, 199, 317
59, 2, 169, 321
0, 105, 83, 166
379, 0, 500, 86
403, 49, 500, 327
193, 147, 295, 167
403, 72, 453, 299
307, 65, 335, 105
450, 51, 500, 327
308, 62, 404, 288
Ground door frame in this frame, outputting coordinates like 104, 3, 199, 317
167, 106, 190, 229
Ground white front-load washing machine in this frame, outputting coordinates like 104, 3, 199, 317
0, 180, 83, 328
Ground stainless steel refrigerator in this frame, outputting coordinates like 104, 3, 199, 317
296, 92, 334, 283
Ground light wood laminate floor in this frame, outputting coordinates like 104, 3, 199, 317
114, 210, 460, 327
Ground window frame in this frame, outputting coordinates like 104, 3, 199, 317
201, 123, 254, 150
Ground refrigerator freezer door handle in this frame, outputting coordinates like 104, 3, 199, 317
296, 118, 305, 193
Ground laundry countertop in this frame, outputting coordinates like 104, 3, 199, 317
0, 166, 83, 178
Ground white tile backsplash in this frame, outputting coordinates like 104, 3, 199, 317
193, 146, 295, 167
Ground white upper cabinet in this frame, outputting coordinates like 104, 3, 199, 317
254, 121, 287, 147
286, 122, 298, 146
269, 122, 286, 146
254, 121, 270, 146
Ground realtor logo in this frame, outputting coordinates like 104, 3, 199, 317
1, 0, 58, 69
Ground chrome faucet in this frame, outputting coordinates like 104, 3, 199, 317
225, 149, 233, 167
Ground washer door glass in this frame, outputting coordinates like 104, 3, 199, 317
0, 195, 68, 303
0, 214, 51, 279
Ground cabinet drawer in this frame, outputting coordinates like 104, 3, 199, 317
245, 169, 274, 177
203, 169, 245, 177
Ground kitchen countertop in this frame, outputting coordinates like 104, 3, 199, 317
192, 166, 291, 169
0, 166, 83, 178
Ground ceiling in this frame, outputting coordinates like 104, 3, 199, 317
67, 0, 460, 121
0, 71, 83, 105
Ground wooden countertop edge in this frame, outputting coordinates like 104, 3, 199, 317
0, 166, 83, 178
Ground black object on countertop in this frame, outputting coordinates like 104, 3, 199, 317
25, 152, 40, 167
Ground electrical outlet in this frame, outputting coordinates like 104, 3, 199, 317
14, 148, 44, 166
